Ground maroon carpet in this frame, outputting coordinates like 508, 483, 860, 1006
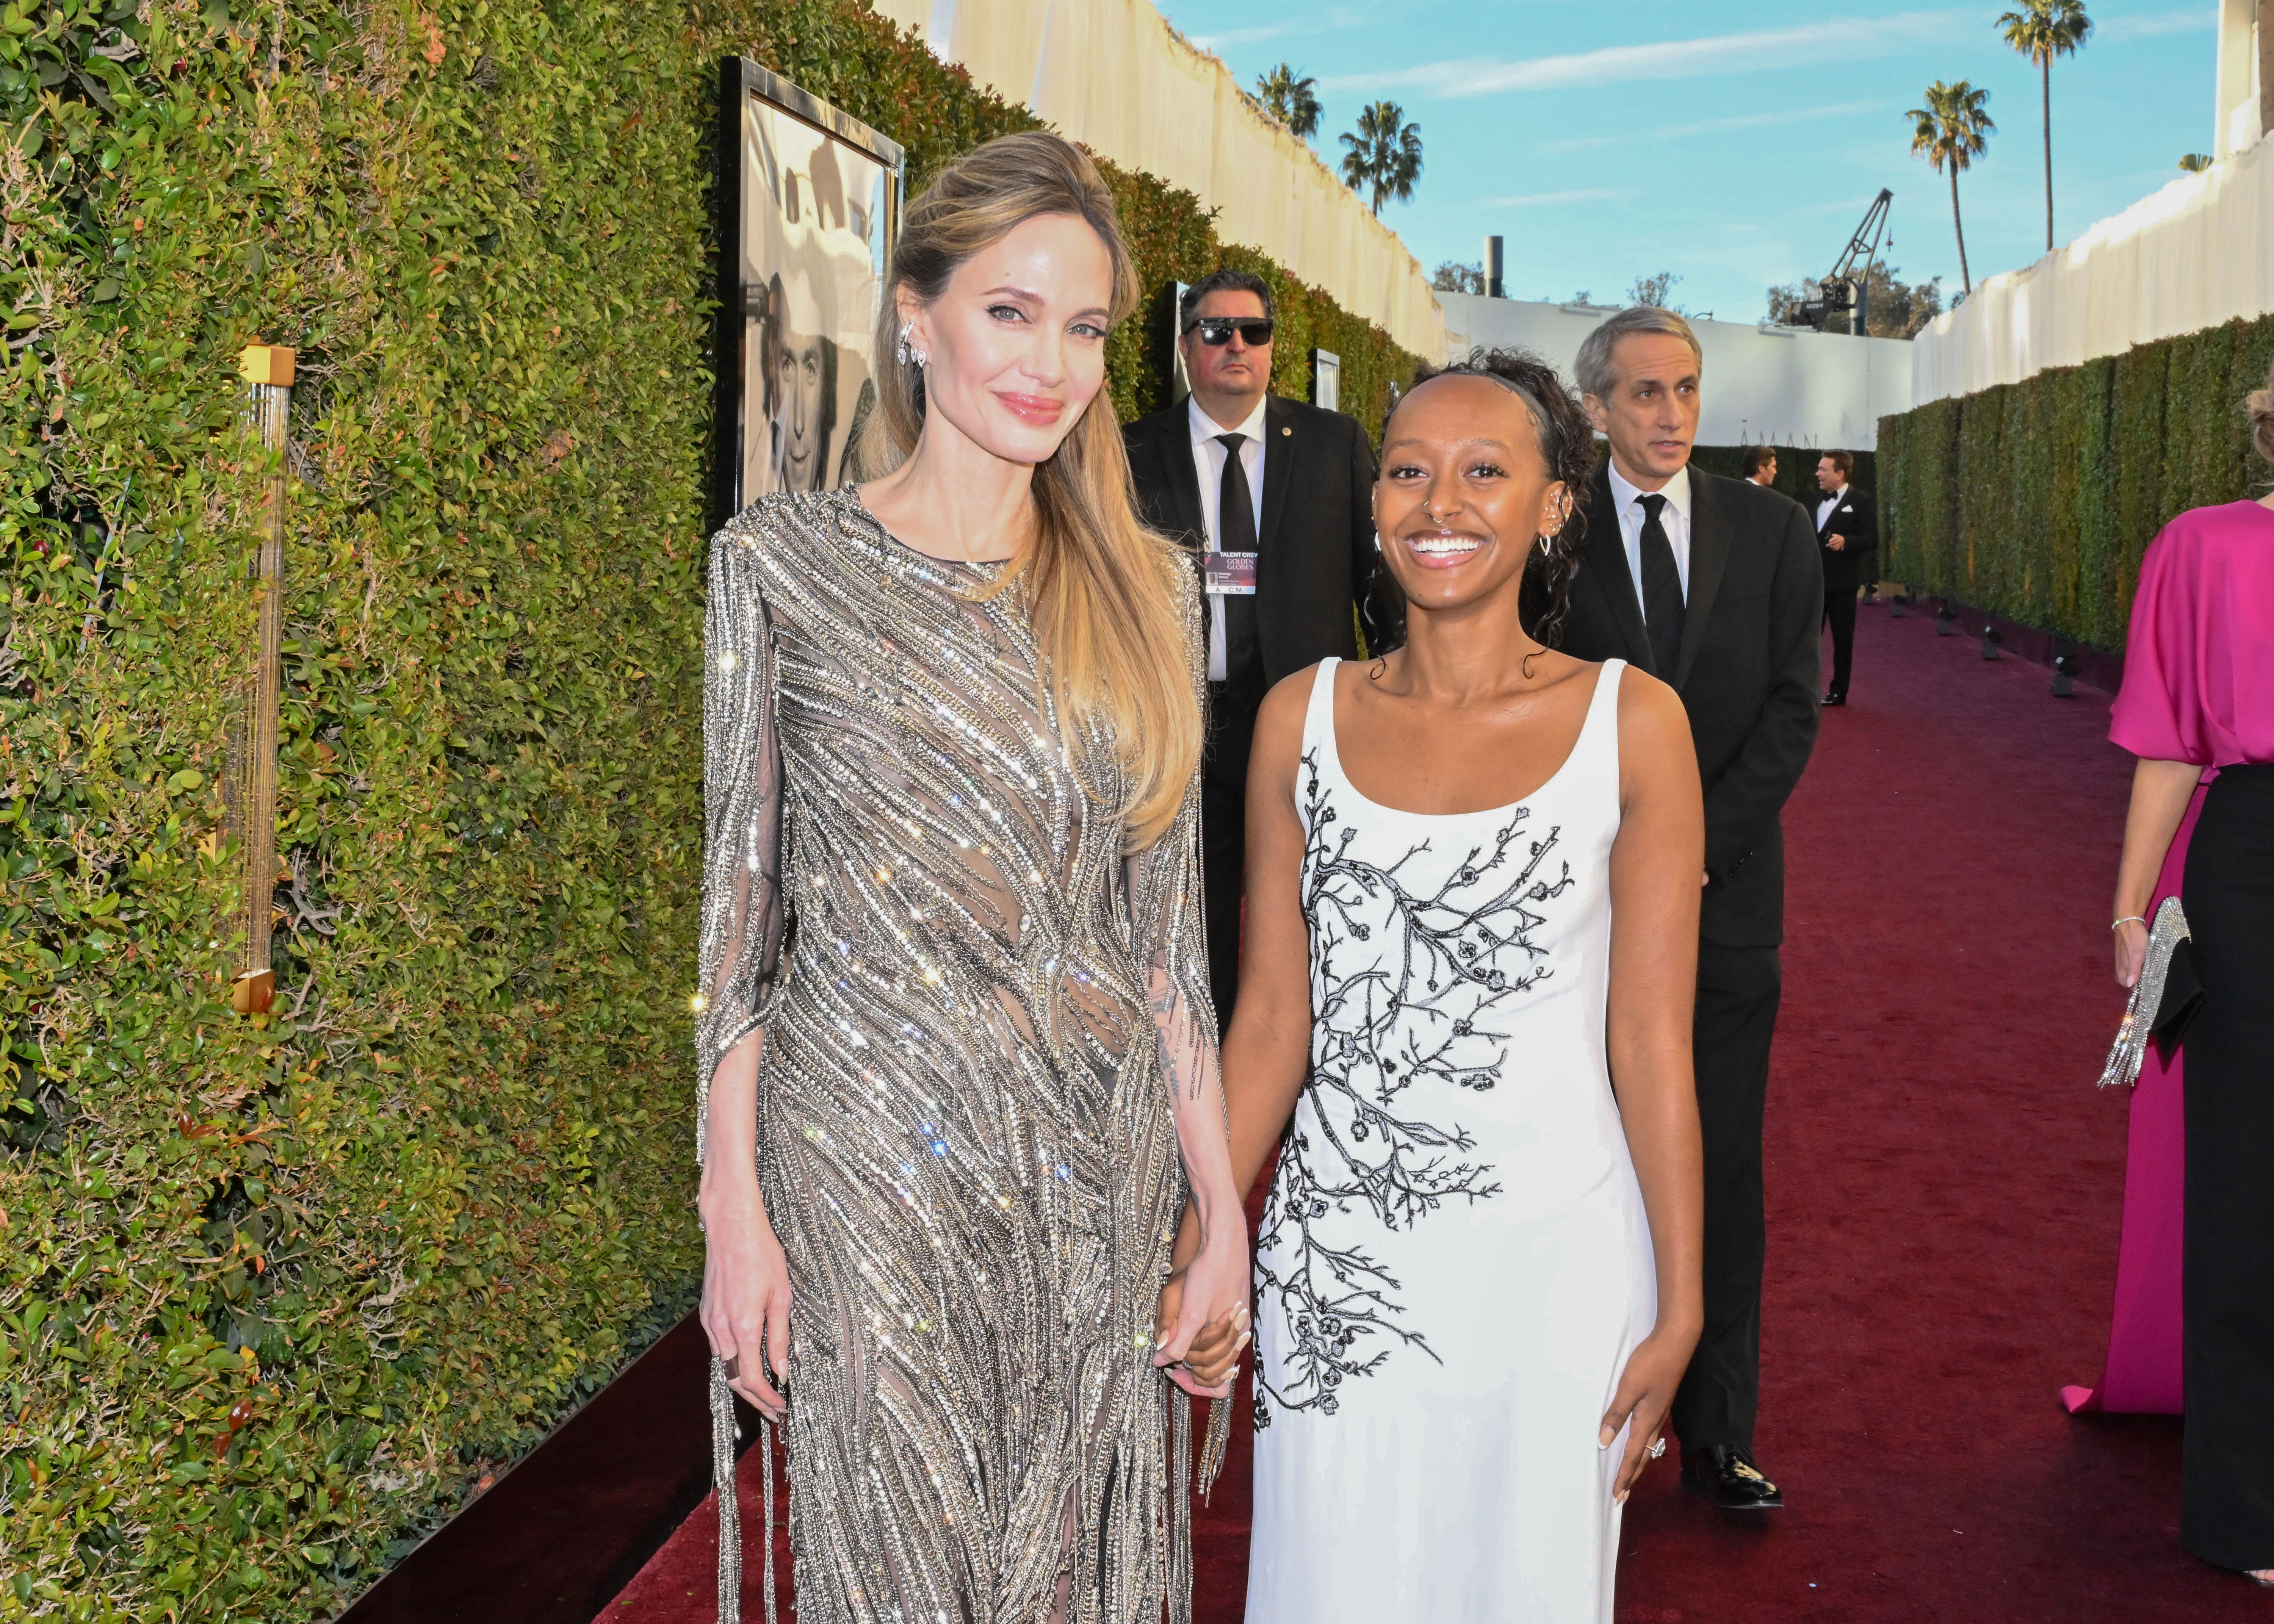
608, 606, 2268, 1622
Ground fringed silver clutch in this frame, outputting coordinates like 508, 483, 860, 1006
2097, 896, 2194, 1089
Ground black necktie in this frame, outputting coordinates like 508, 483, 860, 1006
1636, 492, 1684, 679
1214, 433, 1262, 691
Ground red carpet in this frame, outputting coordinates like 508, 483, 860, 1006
609, 605, 2267, 1622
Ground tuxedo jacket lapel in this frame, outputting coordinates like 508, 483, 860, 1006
1676, 470, 1732, 690
1145, 409, 1207, 548
1582, 474, 1654, 672
1258, 396, 1296, 551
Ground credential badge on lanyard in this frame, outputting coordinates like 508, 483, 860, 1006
1203, 552, 1258, 595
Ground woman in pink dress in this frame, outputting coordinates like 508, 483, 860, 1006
2100, 366, 2274, 1585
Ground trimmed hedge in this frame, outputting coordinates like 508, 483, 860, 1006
1687, 444, 1877, 514
0, 2, 1419, 1620
1878, 312, 2274, 648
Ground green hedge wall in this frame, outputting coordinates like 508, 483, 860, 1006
1878, 312, 2274, 649
0, 2, 1419, 1620
1687, 444, 1877, 513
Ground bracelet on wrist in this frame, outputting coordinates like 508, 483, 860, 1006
2110, 915, 2147, 931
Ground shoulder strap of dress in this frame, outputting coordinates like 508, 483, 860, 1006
1302, 658, 1341, 763
1580, 658, 1626, 773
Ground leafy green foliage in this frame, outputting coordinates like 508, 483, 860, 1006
0, 2, 1417, 1618
1686, 444, 1877, 512
1252, 62, 1319, 142
1879, 314, 2274, 648
1336, 99, 1420, 217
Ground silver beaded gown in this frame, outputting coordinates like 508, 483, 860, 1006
695, 488, 1218, 1624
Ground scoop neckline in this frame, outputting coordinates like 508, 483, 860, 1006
1322, 657, 1615, 821
842, 485, 1012, 573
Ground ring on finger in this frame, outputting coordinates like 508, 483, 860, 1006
723, 1355, 741, 1380
1646, 1436, 1666, 1460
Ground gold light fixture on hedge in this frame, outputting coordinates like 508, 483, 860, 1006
226, 343, 294, 1017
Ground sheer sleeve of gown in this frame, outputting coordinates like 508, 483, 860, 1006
696, 532, 789, 1165
1121, 560, 1233, 1508
1124, 560, 1218, 1075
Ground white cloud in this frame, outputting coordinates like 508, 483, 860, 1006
1189, 23, 1298, 50
1475, 188, 1629, 207
1319, 11, 1968, 100
1544, 100, 1889, 153
2095, 7, 2216, 43
1188, 8, 1366, 55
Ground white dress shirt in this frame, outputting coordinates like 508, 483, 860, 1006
1187, 393, 1269, 683
1816, 483, 1848, 531
1608, 460, 1693, 612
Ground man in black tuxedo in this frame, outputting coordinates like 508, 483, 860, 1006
1558, 306, 1821, 1511
1123, 268, 1375, 1029
1812, 451, 1877, 706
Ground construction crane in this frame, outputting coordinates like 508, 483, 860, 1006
1800, 188, 1892, 335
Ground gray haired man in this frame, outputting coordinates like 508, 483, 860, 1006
1556, 306, 1822, 1511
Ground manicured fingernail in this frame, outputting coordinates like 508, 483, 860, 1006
1597, 1428, 1613, 1448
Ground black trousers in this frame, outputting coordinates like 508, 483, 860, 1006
2179, 763, 2274, 1571
1200, 681, 1265, 1034
1821, 587, 1857, 698
1671, 942, 1782, 1452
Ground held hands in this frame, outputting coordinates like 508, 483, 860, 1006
700, 1184, 793, 1420
1598, 1326, 1698, 1503
1153, 1225, 1251, 1399
2113, 916, 2149, 989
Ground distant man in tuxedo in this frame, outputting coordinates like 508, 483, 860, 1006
1558, 306, 1821, 1511
1123, 269, 1375, 1029
1741, 444, 1778, 487
1812, 451, 1877, 706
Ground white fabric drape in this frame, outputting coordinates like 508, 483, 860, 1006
1913, 132, 2274, 405
872, 0, 1447, 361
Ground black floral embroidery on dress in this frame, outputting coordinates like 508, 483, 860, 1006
1256, 748, 1574, 1421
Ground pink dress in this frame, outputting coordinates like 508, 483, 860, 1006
2063, 500, 2274, 1415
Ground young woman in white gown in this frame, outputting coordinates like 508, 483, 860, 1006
1176, 350, 1706, 1621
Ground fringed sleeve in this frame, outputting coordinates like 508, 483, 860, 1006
695, 529, 791, 1166
1122, 561, 1234, 1555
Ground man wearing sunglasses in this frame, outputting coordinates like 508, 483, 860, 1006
1123, 268, 1378, 1032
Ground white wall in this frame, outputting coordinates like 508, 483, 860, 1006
1437, 293, 1914, 450
1911, 126, 2274, 405
2216, 0, 2260, 160
869, 0, 1446, 361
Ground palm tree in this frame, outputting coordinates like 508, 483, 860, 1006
1255, 63, 1321, 140
1997, 0, 2092, 253
1338, 102, 1423, 215
1908, 81, 1995, 295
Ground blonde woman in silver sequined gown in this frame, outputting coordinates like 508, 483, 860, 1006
694, 133, 1250, 1624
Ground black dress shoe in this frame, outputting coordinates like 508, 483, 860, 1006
1820, 691, 1847, 707
1680, 1443, 1784, 1510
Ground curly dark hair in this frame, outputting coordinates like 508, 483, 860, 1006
1363, 347, 1598, 656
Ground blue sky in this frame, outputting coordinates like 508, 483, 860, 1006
1154, 1, 2217, 320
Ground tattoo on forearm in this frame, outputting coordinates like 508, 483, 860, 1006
1150, 969, 1217, 1104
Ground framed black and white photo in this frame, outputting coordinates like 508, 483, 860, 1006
711, 58, 904, 530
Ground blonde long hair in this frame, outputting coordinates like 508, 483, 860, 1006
855, 132, 1200, 849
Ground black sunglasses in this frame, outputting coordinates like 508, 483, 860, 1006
1185, 316, 1275, 347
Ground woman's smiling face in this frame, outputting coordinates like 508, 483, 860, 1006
1373, 373, 1570, 620
899, 211, 1115, 467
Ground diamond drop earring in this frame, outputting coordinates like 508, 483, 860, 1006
896, 319, 926, 368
